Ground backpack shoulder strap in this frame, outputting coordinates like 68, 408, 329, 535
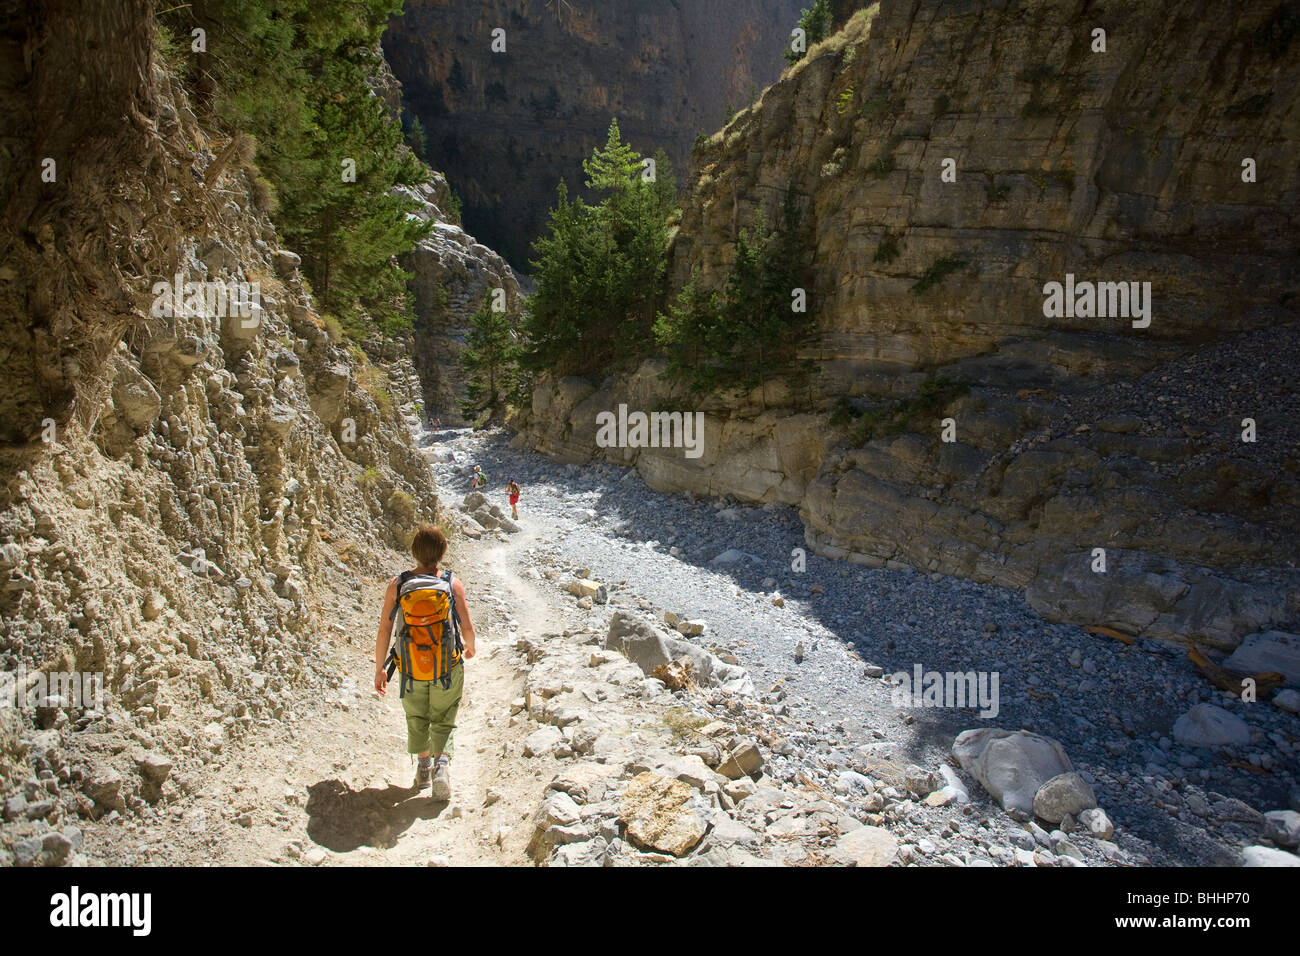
441, 570, 463, 645
388, 570, 414, 622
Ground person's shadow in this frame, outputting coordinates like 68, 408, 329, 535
305, 779, 447, 852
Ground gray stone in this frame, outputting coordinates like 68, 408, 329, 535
1172, 704, 1250, 748
951, 728, 1073, 816
1033, 772, 1098, 824
1263, 810, 1300, 849
12, 835, 42, 867
82, 768, 124, 809
904, 764, 941, 797
1223, 631, 1300, 686
1272, 688, 1300, 714
604, 611, 673, 675
1241, 845, 1300, 867
717, 741, 764, 780
1079, 807, 1115, 840
3, 794, 26, 821
523, 726, 564, 757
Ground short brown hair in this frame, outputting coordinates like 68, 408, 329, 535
411, 524, 447, 567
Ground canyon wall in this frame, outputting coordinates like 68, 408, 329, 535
383, 0, 807, 269
515, 1, 1300, 650
0, 0, 444, 808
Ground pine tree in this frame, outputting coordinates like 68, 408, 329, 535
523, 119, 675, 376
655, 182, 814, 396
460, 302, 519, 418
785, 0, 834, 64
163, 0, 432, 334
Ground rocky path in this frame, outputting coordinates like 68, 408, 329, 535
72, 533, 563, 867
37, 421, 1297, 868
425, 425, 1300, 867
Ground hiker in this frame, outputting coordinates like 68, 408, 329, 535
374, 523, 477, 799
506, 476, 521, 520
471, 464, 487, 490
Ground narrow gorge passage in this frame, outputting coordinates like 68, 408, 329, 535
421, 424, 1299, 867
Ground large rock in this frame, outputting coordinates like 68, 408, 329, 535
716, 741, 764, 780
1172, 704, 1251, 748
1241, 846, 1300, 867
1223, 631, 1300, 686
951, 728, 1073, 816
829, 825, 899, 867
604, 611, 672, 674
1032, 772, 1097, 824
1263, 810, 1300, 849
619, 772, 706, 857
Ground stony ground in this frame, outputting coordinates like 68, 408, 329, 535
426, 424, 1300, 867
6, 418, 1298, 868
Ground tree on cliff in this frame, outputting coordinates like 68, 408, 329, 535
521, 120, 675, 376
459, 301, 521, 420
160, 0, 431, 334
785, 0, 834, 64
654, 183, 815, 399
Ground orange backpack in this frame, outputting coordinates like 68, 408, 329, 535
385, 570, 463, 696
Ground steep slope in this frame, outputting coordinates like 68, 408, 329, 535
382, 0, 807, 268
0, 0, 443, 854
514, 1, 1300, 650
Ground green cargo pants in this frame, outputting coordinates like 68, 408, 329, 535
399, 661, 464, 757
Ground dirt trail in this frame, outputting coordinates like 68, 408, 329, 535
81, 523, 563, 867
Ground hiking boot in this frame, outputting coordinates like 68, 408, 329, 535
414, 756, 432, 790
431, 756, 451, 802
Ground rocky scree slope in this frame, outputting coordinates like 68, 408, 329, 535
0, 1, 441, 866
513, 1, 1300, 652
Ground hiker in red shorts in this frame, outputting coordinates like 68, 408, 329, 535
506, 477, 521, 521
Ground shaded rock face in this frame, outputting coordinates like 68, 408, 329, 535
514, 1, 1300, 650
0, 1, 437, 796
383, 0, 806, 268
372, 49, 521, 425
397, 180, 520, 425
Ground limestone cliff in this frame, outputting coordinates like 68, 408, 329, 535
383, 0, 807, 268
515, 1, 1300, 650
371, 46, 522, 425
0, 1, 438, 804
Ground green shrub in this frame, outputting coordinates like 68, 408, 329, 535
910, 256, 968, 294
873, 232, 900, 264
848, 373, 969, 445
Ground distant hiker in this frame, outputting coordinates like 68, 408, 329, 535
374, 524, 477, 800
472, 465, 487, 490
506, 477, 521, 520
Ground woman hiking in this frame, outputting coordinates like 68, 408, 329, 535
506, 477, 521, 521
374, 524, 477, 800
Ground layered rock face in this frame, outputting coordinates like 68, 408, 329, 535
398, 179, 520, 425
0, 2, 437, 796
383, 0, 806, 268
515, 2, 1300, 649
373, 46, 521, 425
